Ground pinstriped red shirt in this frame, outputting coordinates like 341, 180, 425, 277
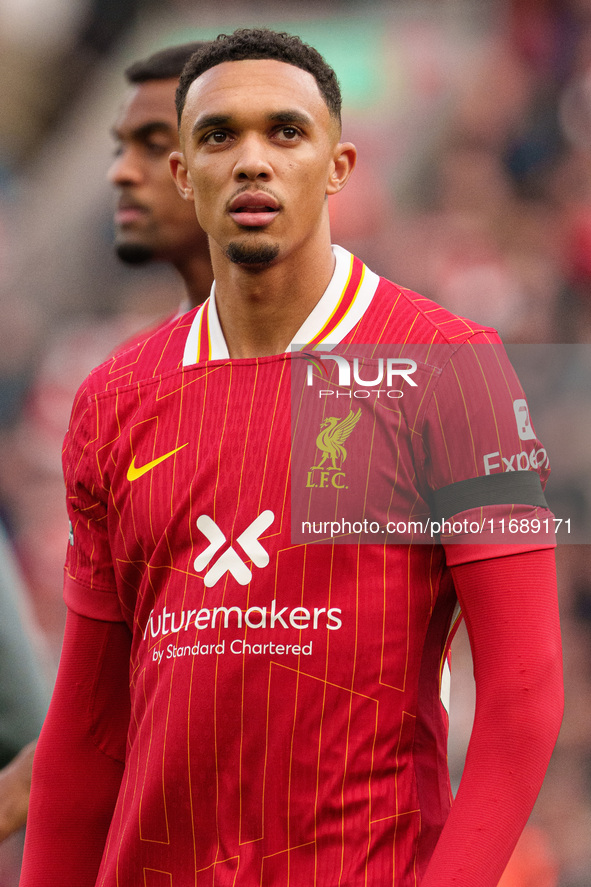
63, 246, 553, 886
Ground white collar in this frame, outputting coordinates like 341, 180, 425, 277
182, 245, 379, 366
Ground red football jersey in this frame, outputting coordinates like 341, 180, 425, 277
63, 246, 553, 886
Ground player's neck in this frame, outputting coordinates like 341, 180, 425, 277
211, 239, 336, 359
176, 252, 214, 309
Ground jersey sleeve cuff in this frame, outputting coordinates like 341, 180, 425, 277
444, 538, 556, 566
441, 504, 556, 566
63, 573, 125, 622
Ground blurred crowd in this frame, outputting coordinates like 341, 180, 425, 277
0, 0, 590, 884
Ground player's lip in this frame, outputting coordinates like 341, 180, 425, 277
228, 191, 281, 228
114, 199, 149, 226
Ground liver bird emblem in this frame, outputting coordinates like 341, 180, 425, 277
312, 408, 362, 471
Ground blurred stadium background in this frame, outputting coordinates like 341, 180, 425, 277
0, 0, 590, 884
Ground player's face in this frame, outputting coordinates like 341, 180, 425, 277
108, 78, 208, 264
171, 59, 355, 269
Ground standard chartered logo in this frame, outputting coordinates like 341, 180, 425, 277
143, 601, 343, 641
144, 509, 344, 664
143, 600, 343, 662
194, 511, 274, 587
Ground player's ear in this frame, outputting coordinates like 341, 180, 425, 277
326, 142, 357, 196
169, 151, 194, 202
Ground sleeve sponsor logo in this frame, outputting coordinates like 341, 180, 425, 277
483, 398, 548, 473
513, 398, 537, 441
484, 448, 549, 474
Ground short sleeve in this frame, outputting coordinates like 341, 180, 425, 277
62, 380, 123, 622
419, 335, 555, 564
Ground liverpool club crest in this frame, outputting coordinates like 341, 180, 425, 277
306, 408, 361, 489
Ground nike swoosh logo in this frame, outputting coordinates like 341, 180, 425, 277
127, 443, 188, 482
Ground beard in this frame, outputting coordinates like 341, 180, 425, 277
115, 242, 155, 265
225, 241, 280, 268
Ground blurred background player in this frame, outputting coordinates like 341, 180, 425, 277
0, 522, 49, 886
109, 41, 212, 312
0, 41, 212, 862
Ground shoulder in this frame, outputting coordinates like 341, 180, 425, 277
63, 308, 202, 465
357, 272, 502, 347
81, 308, 199, 400
108, 309, 180, 356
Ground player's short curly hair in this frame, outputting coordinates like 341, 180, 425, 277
175, 28, 342, 129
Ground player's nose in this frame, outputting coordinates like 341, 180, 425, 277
107, 147, 143, 186
232, 133, 273, 181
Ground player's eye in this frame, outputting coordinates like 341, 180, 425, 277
276, 126, 300, 141
204, 131, 230, 145
144, 139, 170, 155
